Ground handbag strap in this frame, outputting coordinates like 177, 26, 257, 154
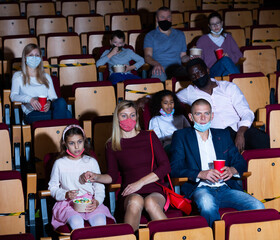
149, 131, 174, 192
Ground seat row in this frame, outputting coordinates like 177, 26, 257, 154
1, 73, 280, 174
1, 145, 280, 239
0, 0, 268, 18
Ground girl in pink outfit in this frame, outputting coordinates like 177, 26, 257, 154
48, 125, 115, 230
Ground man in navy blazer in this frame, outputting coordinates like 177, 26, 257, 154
170, 99, 264, 227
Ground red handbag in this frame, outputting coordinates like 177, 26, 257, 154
149, 131, 192, 215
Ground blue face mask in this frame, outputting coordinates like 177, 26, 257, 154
26, 56, 41, 69
193, 121, 211, 132
211, 28, 223, 35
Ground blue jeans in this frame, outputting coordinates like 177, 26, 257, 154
24, 98, 72, 124
210, 56, 240, 78
109, 72, 141, 85
193, 185, 265, 227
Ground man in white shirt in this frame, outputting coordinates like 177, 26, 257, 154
177, 58, 270, 152
170, 99, 264, 227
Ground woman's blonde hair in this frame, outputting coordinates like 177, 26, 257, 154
110, 100, 141, 151
21, 43, 49, 88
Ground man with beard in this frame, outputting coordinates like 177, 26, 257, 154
144, 7, 189, 82
177, 58, 270, 152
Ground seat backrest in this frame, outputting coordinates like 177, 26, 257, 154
170, 0, 197, 12
241, 46, 277, 75
242, 148, 280, 210
0, 3, 20, 17
58, 54, 97, 86
92, 116, 113, 173
233, 1, 259, 10
32, 118, 79, 178
182, 28, 203, 49
36, 16, 68, 36
72, 82, 116, 120
0, 233, 35, 240
111, 13, 141, 31
87, 31, 111, 58
73, 14, 105, 35
258, 9, 280, 26
222, 209, 280, 240
3, 35, 38, 60
171, 12, 185, 29
202, 0, 230, 11
189, 10, 213, 30
252, 25, 280, 49
61, 0, 90, 17
225, 27, 246, 48
0, 17, 29, 37
147, 216, 212, 240
0, 170, 25, 235
96, 0, 124, 16
137, 0, 163, 12
128, 30, 147, 57
231, 76, 269, 113
224, 9, 253, 28
0, 123, 12, 171
26, 2, 55, 18
46, 33, 81, 59
123, 78, 164, 101
266, 104, 280, 148
71, 223, 135, 240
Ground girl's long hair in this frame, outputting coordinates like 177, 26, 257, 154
21, 43, 49, 88
59, 127, 92, 158
109, 100, 141, 151
150, 90, 184, 118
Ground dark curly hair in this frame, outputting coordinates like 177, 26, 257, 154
150, 90, 183, 118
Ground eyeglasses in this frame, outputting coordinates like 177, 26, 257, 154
210, 22, 222, 27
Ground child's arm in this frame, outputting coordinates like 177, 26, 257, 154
96, 47, 119, 67
125, 49, 145, 72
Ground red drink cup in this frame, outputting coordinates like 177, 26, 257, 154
38, 96, 47, 112
215, 48, 224, 60
214, 160, 226, 173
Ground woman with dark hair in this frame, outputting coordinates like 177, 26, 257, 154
196, 11, 242, 77
10, 43, 71, 124
149, 90, 190, 150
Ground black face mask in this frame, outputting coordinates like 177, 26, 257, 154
193, 73, 210, 89
158, 20, 172, 31
111, 45, 123, 51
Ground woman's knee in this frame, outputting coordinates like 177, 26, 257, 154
144, 194, 165, 212
125, 194, 144, 213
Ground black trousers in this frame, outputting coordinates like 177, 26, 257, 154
226, 126, 270, 150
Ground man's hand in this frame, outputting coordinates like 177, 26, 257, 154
220, 166, 237, 181
152, 63, 165, 76
197, 169, 221, 183
121, 180, 144, 196
235, 126, 248, 152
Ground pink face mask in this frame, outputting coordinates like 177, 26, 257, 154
119, 118, 136, 132
66, 148, 85, 158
